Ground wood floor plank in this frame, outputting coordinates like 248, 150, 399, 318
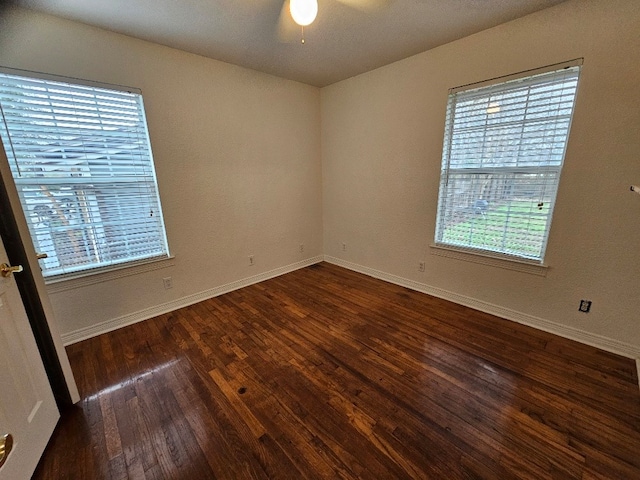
33, 262, 640, 479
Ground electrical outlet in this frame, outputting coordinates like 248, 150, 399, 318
578, 299, 592, 313
163, 277, 172, 289
342, 243, 346, 251
249, 255, 254, 266
418, 261, 425, 272
300, 244, 304, 253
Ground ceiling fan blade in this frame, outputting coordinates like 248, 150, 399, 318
277, 0, 299, 43
336, 0, 390, 12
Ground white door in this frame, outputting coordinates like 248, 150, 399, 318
0, 236, 59, 480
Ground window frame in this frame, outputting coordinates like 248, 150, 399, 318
433, 60, 582, 267
0, 67, 170, 282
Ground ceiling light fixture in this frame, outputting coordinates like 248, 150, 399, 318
487, 102, 501, 114
290, 0, 318, 27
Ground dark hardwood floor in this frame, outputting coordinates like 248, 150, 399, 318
34, 263, 640, 479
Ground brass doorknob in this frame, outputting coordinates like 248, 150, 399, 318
0, 433, 13, 468
0, 263, 23, 278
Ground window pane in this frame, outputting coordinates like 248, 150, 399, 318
436, 171, 559, 259
0, 71, 169, 278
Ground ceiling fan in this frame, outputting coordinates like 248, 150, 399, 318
277, 0, 390, 43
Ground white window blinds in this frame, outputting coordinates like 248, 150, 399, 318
0, 71, 169, 279
435, 65, 580, 262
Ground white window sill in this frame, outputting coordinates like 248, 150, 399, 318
45, 256, 176, 294
429, 244, 548, 276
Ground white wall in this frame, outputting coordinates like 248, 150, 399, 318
321, 0, 640, 354
0, 8, 323, 339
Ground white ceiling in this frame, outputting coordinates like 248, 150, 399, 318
14, 0, 568, 87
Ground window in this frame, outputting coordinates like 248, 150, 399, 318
0, 70, 169, 279
434, 63, 581, 263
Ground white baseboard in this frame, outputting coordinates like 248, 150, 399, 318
62, 252, 640, 366
324, 256, 640, 360
61, 256, 324, 345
